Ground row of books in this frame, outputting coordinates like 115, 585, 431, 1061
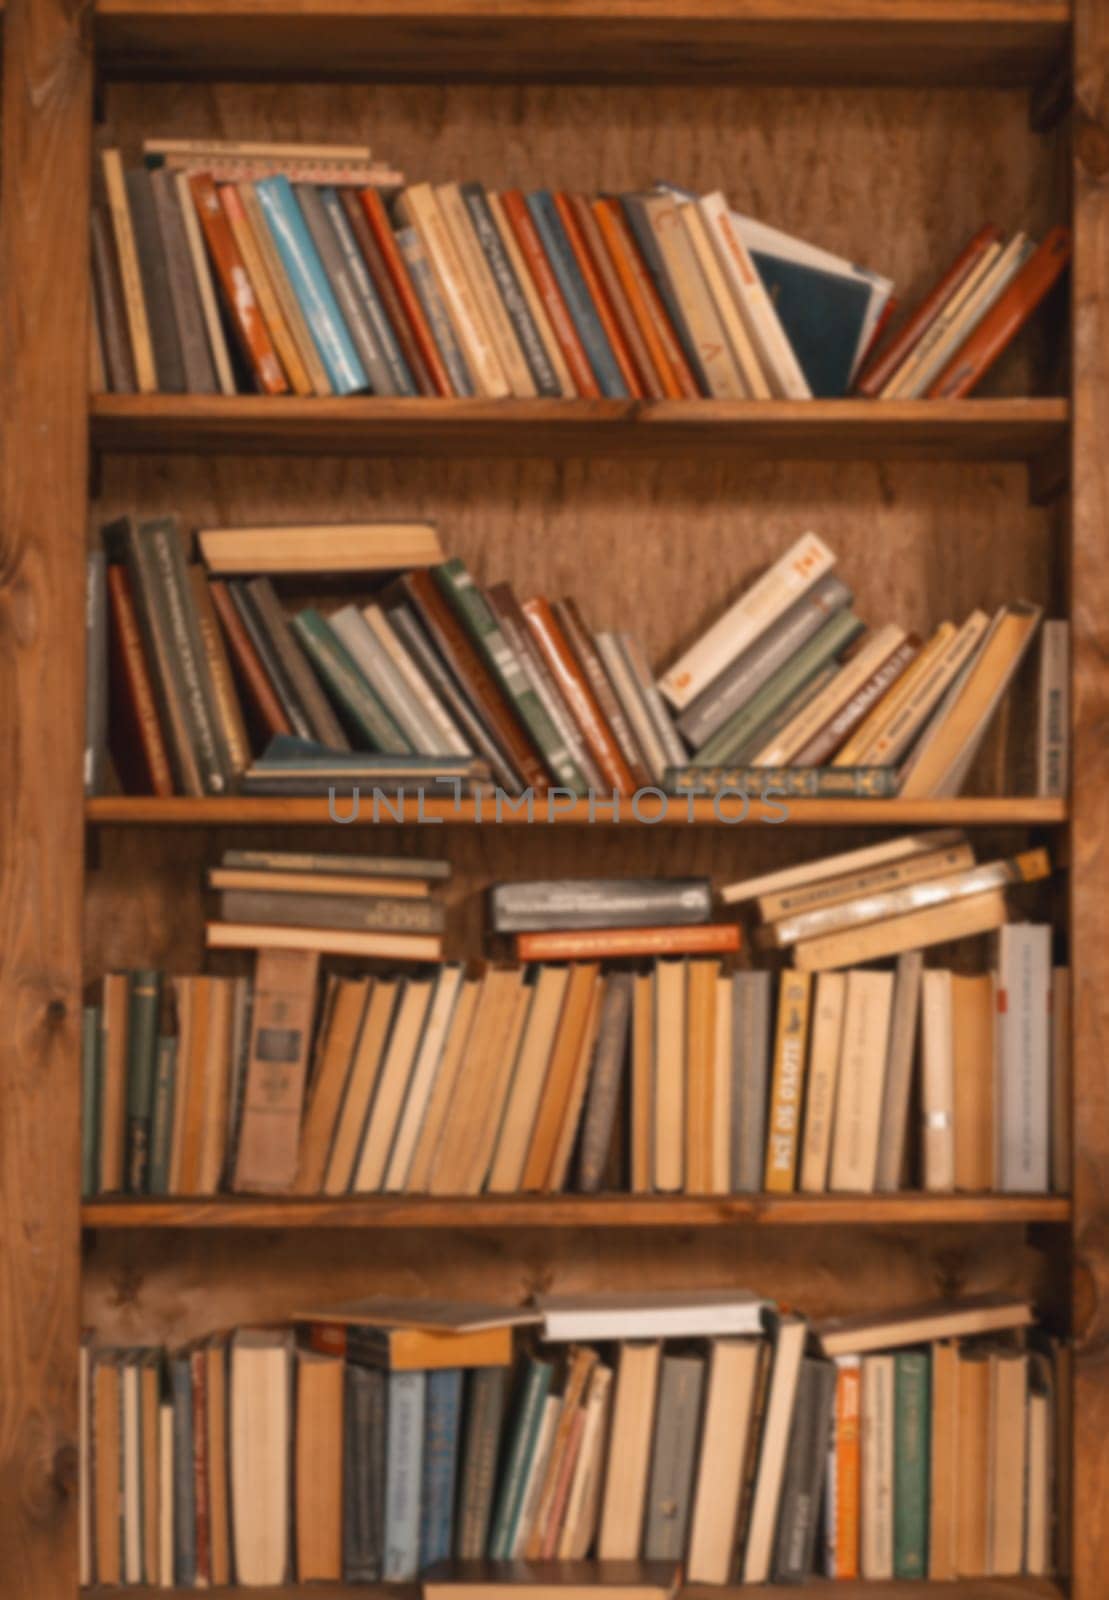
92, 138, 1067, 405
85, 521, 1065, 802
79, 1287, 1061, 1590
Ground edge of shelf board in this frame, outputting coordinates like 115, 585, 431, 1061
80, 1193, 1072, 1229
80, 1581, 1067, 1600
88, 395, 1069, 463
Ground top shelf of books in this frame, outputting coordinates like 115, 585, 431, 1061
93, 0, 1070, 88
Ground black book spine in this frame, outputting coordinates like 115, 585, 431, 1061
124, 167, 186, 392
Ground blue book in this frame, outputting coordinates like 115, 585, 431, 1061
317, 186, 417, 396
384, 1371, 426, 1581
169, 1355, 196, 1586
253, 176, 368, 395
525, 191, 629, 399
749, 248, 872, 398
420, 1369, 464, 1568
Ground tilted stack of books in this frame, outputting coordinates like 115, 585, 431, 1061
92, 138, 1066, 404
79, 1288, 1064, 1590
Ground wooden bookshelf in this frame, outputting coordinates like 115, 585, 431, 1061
83, 1579, 1067, 1600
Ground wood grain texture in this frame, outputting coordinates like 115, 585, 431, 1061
79, 1578, 1066, 1600
0, 0, 92, 1596
93, 0, 1069, 87
1070, 2, 1109, 1594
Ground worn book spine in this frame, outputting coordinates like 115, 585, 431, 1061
861, 1354, 895, 1579
170, 1355, 196, 1585
318, 183, 417, 395
358, 188, 453, 395
190, 1349, 211, 1583
921, 968, 955, 1192
419, 1368, 463, 1569
330, 605, 441, 755
208, 578, 291, 740
667, 764, 897, 799
490, 877, 711, 933
794, 887, 1010, 973
996, 923, 1052, 1192
553, 598, 651, 786
219, 181, 314, 397
462, 182, 560, 396
569, 193, 662, 396
577, 973, 634, 1191
395, 224, 474, 395
595, 195, 698, 396
101, 149, 157, 392
643, 192, 747, 399
555, 191, 644, 397
232, 948, 320, 1193
124, 970, 161, 1193
1036, 618, 1069, 797
188, 566, 251, 777
501, 188, 601, 397
295, 182, 398, 395
455, 1367, 509, 1558
105, 562, 176, 796
733, 970, 772, 1192
384, 1371, 426, 1581
754, 624, 908, 768
239, 181, 331, 394
173, 170, 236, 394
292, 608, 409, 753
147, 1034, 178, 1196
526, 190, 628, 397
644, 1354, 706, 1559
344, 1363, 386, 1581
621, 192, 708, 391
338, 186, 435, 395
188, 171, 288, 394
363, 604, 473, 758
149, 168, 217, 393
488, 1357, 554, 1559
791, 634, 920, 767
219, 888, 444, 934
893, 1350, 930, 1578
680, 197, 771, 397
517, 924, 738, 961
487, 188, 575, 394
522, 597, 636, 793
437, 180, 536, 398
772, 1356, 837, 1582
764, 969, 812, 1193
619, 631, 687, 771
91, 206, 138, 392
698, 191, 811, 399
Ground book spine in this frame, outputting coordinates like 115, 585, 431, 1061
174, 170, 237, 394
437, 181, 535, 397
733, 971, 771, 1192
337, 186, 435, 395
679, 198, 771, 398
419, 1368, 463, 1569
316, 183, 417, 394
753, 624, 908, 767
125, 970, 161, 1193
764, 969, 812, 1193
570, 193, 662, 397
147, 1034, 178, 1196
996, 925, 1052, 1192
595, 196, 698, 397
666, 764, 897, 798
239, 181, 332, 395
294, 182, 396, 394
516, 923, 739, 960
383, 1372, 427, 1581
358, 188, 453, 395
329, 606, 440, 754
461, 183, 560, 396
187, 172, 288, 394
456, 1368, 509, 1559
827, 1357, 862, 1579
85, 551, 108, 797
208, 579, 291, 740
190, 1351, 210, 1584
395, 224, 474, 395
521, 597, 636, 793
81, 1006, 102, 1198
220, 888, 443, 934
1037, 619, 1069, 797
149, 168, 218, 394
487, 189, 575, 396
527, 190, 629, 397
647, 195, 747, 399
501, 189, 601, 397
219, 181, 314, 397
489, 1360, 553, 1558
554, 598, 651, 786
577, 973, 634, 1191
490, 878, 712, 932
791, 635, 920, 767
170, 1356, 196, 1586
246, 577, 351, 750
188, 566, 251, 776
344, 1364, 385, 1582
232, 948, 320, 1193
90, 206, 137, 392
253, 175, 368, 394
292, 608, 410, 753
105, 562, 176, 796
893, 1350, 930, 1578
101, 148, 157, 392
555, 191, 645, 397
621, 193, 708, 391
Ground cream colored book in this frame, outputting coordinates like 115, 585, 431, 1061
711, 975, 733, 1195
899, 234, 1033, 400
929, 1341, 959, 1580
988, 1351, 1028, 1575
198, 520, 444, 575
834, 622, 955, 766
460, 977, 536, 1196
397, 183, 510, 398
680, 201, 770, 398
222, 188, 311, 395
158, 1401, 175, 1586
921, 969, 955, 1191
487, 965, 570, 1192
879, 236, 1005, 399
350, 977, 435, 1191
698, 191, 811, 399
207, 922, 442, 962
322, 979, 396, 1195
828, 970, 893, 1193
488, 190, 576, 396
752, 623, 906, 767
759, 840, 975, 925
853, 610, 990, 768
631, 971, 654, 1193
798, 971, 847, 1193
363, 603, 473, 757
175, 170, 236, 395
793, 887, 1010, 972
436, 181, 536, 398
686, 1339, 762, 1583
685, 959, 720, 1195
659, 532, 836, 712
598, 1341, 662, 1558
557, 1362, 614, 1558
1052, 966, 1071, 1193
239, 182, 331, 395
383, 965, 464, 1191
634, 195, 743, 399
145, 137, 375, 165
430, 969, 529, 1194
101, 149, 157, 393
404, 976, 483, 1193
534, 977, 598, 1194
861, 1354, 895, 1579
653, 958, 687, 1192
763, 969, 812, 1194
720, 828, 966, 907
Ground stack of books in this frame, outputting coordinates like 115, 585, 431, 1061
85, 523, 1065, 803
79, 1288, 1063, 1589
92, 139, 1067, 404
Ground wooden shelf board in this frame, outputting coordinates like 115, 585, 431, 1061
88, 395, 1069, 464
82, 1579, 1065, 1599
93, 0, 1069, 87
85, 795, 1068, 828
81, 1193, 1071, 1229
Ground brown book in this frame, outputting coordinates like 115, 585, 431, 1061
403, 974, 483, 1194
209, 922, 442, 962
684, 959, 720, 1196
521, 964, 601, 1190
526, 1345, 600, 1559
188, 172, 289, 395
139, 1354, 161, 1582
106, 563, 175, 796
928, 226, 1071, 398
554, 597, 652, 788
197, 976, 235, 1195
358, 186, 454, 396
295, 1346, 344, 1580
517, 925, 740, 962
91, 206, 137, 393
521, 597, 636, 794
631, 971, 654, 1194
501, 189, 602, 399
176, 975, 214, 1196
547, 976, 606, 1191
149, 167, 218, 395
568, 194, 664, 399
93, 1353, 122, 1585
99, 974, 130, 1194
790, 634, 920, 768
593, 197, 696, 398
338, 187, 436, 396
208, 578, 291, 742
955, 1349, 991, 1576
101, 148, 158, 392
555, 192, 644, 398
952, 972, 995, 1191
205, 1339, 231, 1586
929, 1340, 959, 1579
219, 182, 313, 397
232, 948, 321, 1193
295, 976, 371, 1194
188, 566, 251, 777
323, 977, 398, 1195
855, 225, 1002, 397
190, 1345, 211, 1582
428, 968, 527, 1195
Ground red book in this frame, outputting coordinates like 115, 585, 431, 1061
926, 226, 1071, 398
594, 196, 699, 398
554, 191, 645, 398
501, 189, 602, 399
208, 579, 291, 742
339, 187, 435, 396
516, 924, 741, 961
106, 564, 175, 796
521, 596, 637, 795
188, 172, 288, 395
855, 224, 1002, 397
358, 187, 454, 395
190, 1348, 211, 1585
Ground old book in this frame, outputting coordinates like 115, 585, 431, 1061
686, 1339, 762, 1583
291, 608, 407, 751
742, 1311, 807, 1584
558, 1362, 614, 1558
892, 1350, 929, 1579
522, 597, 636, 793
338, 187, 435, 397
851, 611, 990, 769
1037, 618, 1069, 797
860, 1354, 895, 1579
246, 582, 350, 749
791, 633, 919, 767
929, 1340, 959, 1579
231, 949, 320, 1193
488, 584, 599, 794
556, 191, 644, 397
437, 181, 535, 398
230, 1330, 292, 1584
683, 960, 719, 1195
358, 186, 454, 395
188, 172, 288, 394
733, 970, 773, 1193
93, 1351, 123, 1585
294, 976, 370, 1194
824, 1355, 861, 1579
630, 972, 654, 1194
526, 1346, 599, 1559
403, 976, 482, 1194
208, 921, 441, 961
480, 190, 573, 397
597, 1342, 662, 1559
1024, 1350, 1055, 1576
697, 191, 810, 398
578, 974, 634, 1193
363, 602, 473, 757
343, 1361, 385, 1580
384, 967, 465, 1192
349, 976, 434, 1192
792, 887, 1010, 972
956, 1348, 991, 1576
828, 970, 894, 1193
644, 1353, 706, 1559
527, 190, 628, 397
188, 567, 251, 777
764, 970, 812, 1194
798, 971, 847, 1194
237, 181, 331, 393
456, 1366, 510, 1559
463, 978, 538, 1197
211, 866, 431, 900
123, 969, 160, 1194
988, 1349, 1027, 1575
920, 969, 955, 1191
170, 169, 236, 395
951, 972, 995, 1190
834, 621, 954, 764
500, 188, 600, 397
679, 199, 769, 397
91, 206, 137, 391
710, 975, 732, 1195
220, 885, 444, 936
516, 925, 739, 961
594, 631, 669, 785
466, 182, 561, 396
620, 191, 707, 389
486, 967, 569, 1193
144, 167, 214, 395
752, 622, 906, 767
397, 222, 475, 393
220, 181, 313, 395
202, 1340, 230, 1586
554, 599, 651, 786
487, 1354, 556, 1559
569, 193, 661, 397
1052, 966, 1071, 1193
520, 965, 600, 1191
817, 1292, 1033, 1357
195, 977, 235, 1196
874, 951, 924, 1192
420, 1366, 464, 1567
720, 828, 966, 907
996, 922, 1052, 1192
653, 958, 686, 1193
772, 1355, 837, 1582
300, 182, 410, 396
493, 879, 712, 936
760, 842, 974, 925
593, 195, 697, 397
319, 978, 397, 1195
101, 149, 157, 392
208, 578, 291, 740
98, 974, 130, 1194
882, 233, 1015, 398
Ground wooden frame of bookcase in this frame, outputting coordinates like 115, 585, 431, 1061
1, 1, 1106, 1597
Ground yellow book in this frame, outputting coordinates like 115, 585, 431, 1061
436, 181, 536, 398
101, 149, 157, 393
763, 970, 812, 1193
834, 623, 954, 766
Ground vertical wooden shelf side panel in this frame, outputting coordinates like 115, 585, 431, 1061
0, 0, 91, 1594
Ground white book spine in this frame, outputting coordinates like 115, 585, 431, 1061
1036, 619, 1069, 797
402, 184, 509, 399
799, 971, 847, 1194
828, 970, 894, 1193
363, 603, 473, 757
996, 924, 1051, 1192
921, 969, 955, 1191
329, 606, 435, 755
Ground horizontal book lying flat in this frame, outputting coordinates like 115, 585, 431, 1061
206, 921, 444, 961
197, 520, 445, 574
298, 1297, 542, 1333
422, 1561, 681, 1600
537, 1289, 769, 1342
817, 1293, 1033, 1357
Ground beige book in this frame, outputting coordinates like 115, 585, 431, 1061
929, 1341, 959, 1580
678, 201, 769, 398
921, 969, 955, 1191
988, 1350, 1028, 1575
207, 922, 442, 962
638, 191, 745, 398
512, 1397, 560, 1557
829, 970, 894, 1193
900, 233, 1033, 399
1052, 966, 1071, 1193
861, 1354, 895, 1579
792, 887, 1009, 972
433, 969, 528, 1194
322, 979, 397, 1194
404, 976, 483, 1193
199, 521, 443, 574
759, 840, 975, 924
952, 972, 994, 1190
210, 867, 429, 899
101, 149, 157, 393
1024, 1371, 1053, 1576
742, 1315, 807, 1582
146, 137, 375, 164
222, 187, 311, 394
547, 979, 605, 1192
874, 951, 924, 1192
710, 975, 733, 1195
686, 1339, 762, 1583
557, 1363, 614, 1558
459, 977, 536, 1195
197, 977, 234, 1195
488, 189, 576, 396
720, 828, 966, 907
653, 958, 687, 1192
597, 1341, 662, 1558
879, 237, 1005, 399
383, 966, 464, 1191
685, 959, 720, 1194
396, 183, 510, 398
487, 966, 570, 1192
436, 181, 536, 398
858, 609, 990, 768
834, 622, 955, 765
351, 977, 435, 1191
631, 971, 654, 1193
363, 603, 472, 757
956, 1348, 991, 1576
818, 1292, 1033, 1357
157, 1402, 174, 1585
798, 971, 847, 1193
296, 977, 370, 1194
752, 622, 906, 767
174, 170, 236, 394
239, 182, 331, 394
764, 969, 813, 1194
698, 192, 811, 399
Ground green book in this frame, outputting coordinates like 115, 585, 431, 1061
124, 970, 162, 1194
148, 1034, 178, 1196
893, 1348, 930, 1578
696, 608, 864, 766
80, 1005, 102, 1199
432, 558, 585, 793
293, 609, 410, 755
487, 1353, 554, 1559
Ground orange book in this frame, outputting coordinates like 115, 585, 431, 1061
685, 959, 720, 1195
501, 189, 601, 399
187, 172, 288, 395
926, 225, 1071, 399
593, 197, 699, 398
554, 191, 644, 399
515, 924, 741, 962
831, 1356, 862, 1579
357, 186, 453, 396
567, 193, 664, 399
521, 596, 636, 793
218, 182, 313, 396
521, 964, 600, 1190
